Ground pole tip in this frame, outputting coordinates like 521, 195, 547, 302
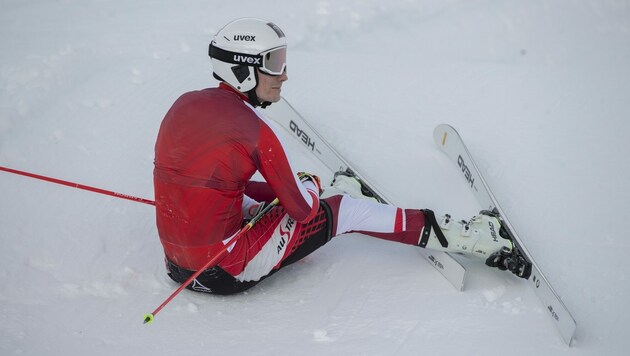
143, 313, 154, 325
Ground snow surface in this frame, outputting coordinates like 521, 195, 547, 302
1, 0, 629, 355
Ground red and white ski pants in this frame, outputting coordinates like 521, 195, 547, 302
219, 183, 426, 283
165, 182, 427, 294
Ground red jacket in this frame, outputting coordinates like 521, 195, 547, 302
154, 84, 319, 270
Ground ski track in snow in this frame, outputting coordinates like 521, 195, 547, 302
1, 1, 630, 355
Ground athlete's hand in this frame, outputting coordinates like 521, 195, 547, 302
297, 172, 322, 195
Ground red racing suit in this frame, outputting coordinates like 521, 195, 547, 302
154, 84, 428, 293
154, 83, 320, 272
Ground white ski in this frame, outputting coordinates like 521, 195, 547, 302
261, 98, 467, 291
434, 124, 577, 345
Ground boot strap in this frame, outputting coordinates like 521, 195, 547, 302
419, 209, 449, 248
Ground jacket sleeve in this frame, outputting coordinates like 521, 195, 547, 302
254, 119, 319, 223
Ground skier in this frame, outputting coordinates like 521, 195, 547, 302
153, 18, 520, 295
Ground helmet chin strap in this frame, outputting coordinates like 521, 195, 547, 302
247, 69, 272, 108
247, 90, 271, 108
213, 68, 272, 108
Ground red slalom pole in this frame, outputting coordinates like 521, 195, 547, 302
143, 197, 280, 324
0, 166, 155, 206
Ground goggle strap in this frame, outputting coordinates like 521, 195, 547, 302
209, 43, 263, 67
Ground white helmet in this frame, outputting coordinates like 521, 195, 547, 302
209, 18, 287, 93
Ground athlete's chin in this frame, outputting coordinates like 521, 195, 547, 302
258, 88, 283, 103
268, 92, 282, 103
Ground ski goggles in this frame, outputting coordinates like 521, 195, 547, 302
209, 43, 287, 76
259, 46, 287, 76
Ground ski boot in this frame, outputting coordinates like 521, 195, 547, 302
420, 210, 531, 278
320, 169, 379, 202
481, 210, 532, 279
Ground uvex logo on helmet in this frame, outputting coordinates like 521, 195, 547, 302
234, 34, 256, 41
233, 54, 261, 65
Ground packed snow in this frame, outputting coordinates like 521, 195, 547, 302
1, 1, 629, 355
